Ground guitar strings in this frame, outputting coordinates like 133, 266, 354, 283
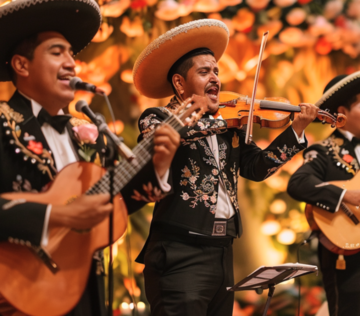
86, 113, 183, 196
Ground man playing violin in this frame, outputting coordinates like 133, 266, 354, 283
288, 73, 360, 316
133, 19, 319, 316
0, 0, 180, 315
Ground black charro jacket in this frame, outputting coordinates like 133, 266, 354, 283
0, 91, 168, 247
137, 101, 308, 243
288, 129, 359, 212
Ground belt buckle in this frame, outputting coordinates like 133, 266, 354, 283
212, 221, 227, 236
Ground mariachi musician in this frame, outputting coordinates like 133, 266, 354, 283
133, 19, 319, 316
0, 0, 179, 315
288, 73, 360, 316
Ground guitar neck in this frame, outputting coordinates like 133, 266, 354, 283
86, 112, 184, 196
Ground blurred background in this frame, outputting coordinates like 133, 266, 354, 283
1, 0, 360, 314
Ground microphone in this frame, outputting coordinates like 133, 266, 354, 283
70, 77, 104, 94
75, 100, 102, 125
75, 100, 135, 161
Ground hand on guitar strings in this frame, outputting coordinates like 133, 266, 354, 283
291, 103, 319, 138
153, 124, 180, 178
49, 193, 113, 230
343, 190, 360, 209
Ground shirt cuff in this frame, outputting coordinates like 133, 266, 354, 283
155, 169, 171, 193
291, 127, 306, 143
335, 189, 347, 212
40, 204, 52, 247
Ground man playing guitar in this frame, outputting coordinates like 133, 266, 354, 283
288, 72, 360, 316
0, 0, 180, 315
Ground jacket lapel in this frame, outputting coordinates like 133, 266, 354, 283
331, 130, 359, 174
7, 91, 57, 180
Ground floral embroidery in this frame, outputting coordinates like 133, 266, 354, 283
0, 102, 56, 180
131, 182, 165, 202
139, 113, 162, 137
343, 154, 354, 163
265, 166, 281, 178
304, 150, 318, 163
27, 140, 43, 155
180, 158, 218, 212
265, 145, 300, 164
12, 175, 38, 193
320, 134, 359, 175
190, 143, 197, 150
232, 132, 239, 148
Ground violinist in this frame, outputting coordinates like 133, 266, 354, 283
288, 73, 360, 316
133, 19, 319, 316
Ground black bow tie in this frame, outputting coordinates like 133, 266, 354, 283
351, 137, 360, 147
37, 108, 71, 134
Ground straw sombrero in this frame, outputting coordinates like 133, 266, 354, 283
315, 71, 360, 115
0, 0, 101, 81
133, 19, 229, 99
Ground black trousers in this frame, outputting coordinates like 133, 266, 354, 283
319, 244, 360, 316
66, 260, 106, 316
143, 236, 234, 316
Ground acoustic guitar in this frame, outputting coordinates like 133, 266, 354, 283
305, 171, 360, 256
0, 100, 206, 316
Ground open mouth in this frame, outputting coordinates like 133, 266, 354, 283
206, 86, 219, 101
57, 75, 74, 85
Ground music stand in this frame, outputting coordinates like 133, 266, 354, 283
227, 263, 318, 316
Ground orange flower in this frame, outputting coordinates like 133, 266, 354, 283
343, 154, 354, 163
27, 140, 43, 155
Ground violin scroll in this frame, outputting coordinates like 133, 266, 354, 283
317, 111, 347, 128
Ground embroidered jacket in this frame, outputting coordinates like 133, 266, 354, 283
138, 101, 308, 241
0, 91, 168, 247
288, 129, 359, 213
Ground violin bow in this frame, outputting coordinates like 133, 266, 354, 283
245, 31, 269, 145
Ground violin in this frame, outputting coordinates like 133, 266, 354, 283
214, 90, 347, 130
218, 31, 346, 144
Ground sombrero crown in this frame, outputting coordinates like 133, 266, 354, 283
133, 19, 229, 99
0, 0, 101, 81
315, 71, 360, 115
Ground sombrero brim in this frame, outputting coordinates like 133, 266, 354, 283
0, 0, 101, 81
133, 19, 229, 99
315, 71, 360, 115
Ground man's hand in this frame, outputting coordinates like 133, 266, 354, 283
49, 194, 113, 230
292, 103, 319, 137
343, 190, 360, 207
153, 124, 180, 178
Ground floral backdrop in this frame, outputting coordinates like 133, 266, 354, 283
1, 0, 360, 314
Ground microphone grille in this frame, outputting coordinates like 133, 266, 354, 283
75, 100, 89, 112
69, 77, 82, 90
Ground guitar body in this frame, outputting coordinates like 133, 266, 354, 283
0, 162, 128, 316
305, 172, 360, 255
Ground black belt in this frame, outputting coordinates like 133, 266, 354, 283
150, 230, 233, 247
212, 216, 237, 237
150, 218, 236, 247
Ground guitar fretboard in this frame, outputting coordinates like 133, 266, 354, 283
86, 112, 184, 196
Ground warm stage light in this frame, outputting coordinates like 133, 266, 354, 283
277, 229, 296, 245
270, 199, 287, 214
261, 220, 281, 236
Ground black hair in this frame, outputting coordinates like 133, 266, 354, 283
167, 47, 214, 93
8, 34, 40, 84
342, 94, 358, 111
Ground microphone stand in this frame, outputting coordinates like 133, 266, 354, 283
93, 114, 136, 162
